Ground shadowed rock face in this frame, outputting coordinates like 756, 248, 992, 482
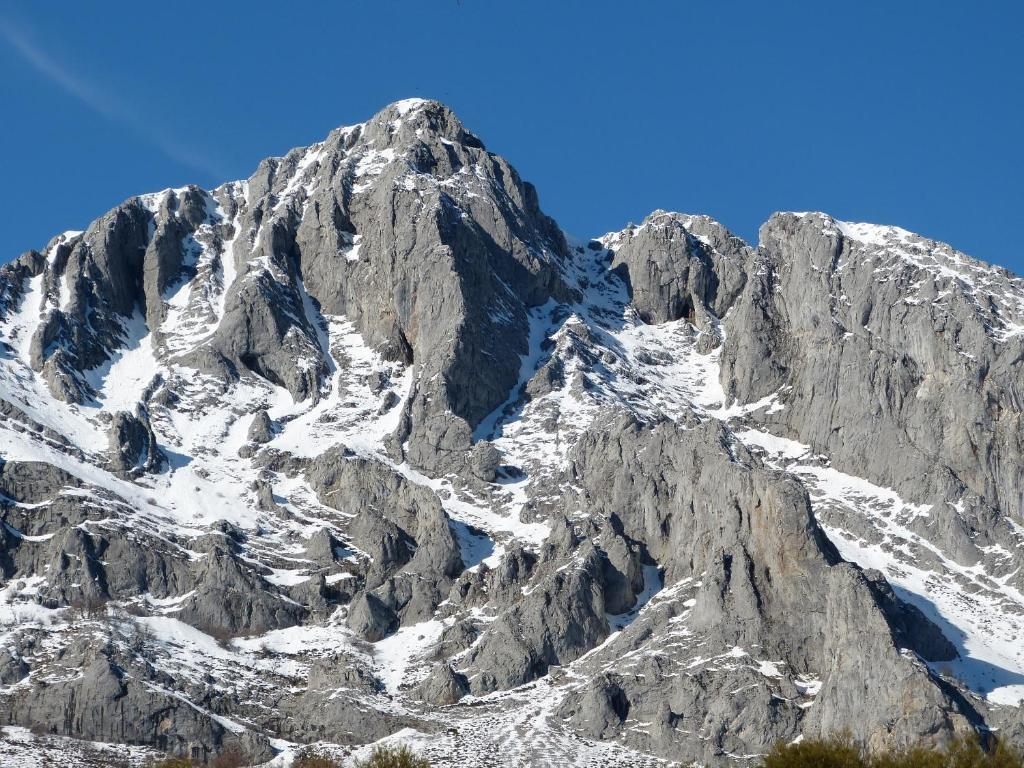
0, 100, 1021, 766
609, 211, 749, 331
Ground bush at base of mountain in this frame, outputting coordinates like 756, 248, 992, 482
354, 745, 431, 768
293, 748, 346, 768
762, 735, 1024, 768
143, 759, 195, 768
144, 747, 247, 768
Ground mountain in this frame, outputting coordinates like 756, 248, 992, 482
0, 98, 1022, 767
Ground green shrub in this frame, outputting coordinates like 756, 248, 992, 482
210, 747, 249, 768
938, 738, 1024, 768
355, 744, 431, 768
142, 746, 248, 767
294, 748, 344, 768
762, 736, 1024, 768
870, 747, 946, 768
763, 735, 864, 768
144, 758, 195, 768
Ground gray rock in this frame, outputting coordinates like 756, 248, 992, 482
292, 101, 575, 472
347, 591, 399, 641
0, 640, 274, 763
308, 448, 463, 619
416, 664, 470, 706
468, 440, 501, 482
305, 527, 341, 565
0, 460, 80, 504
106, 408, 163, 476
461, 538, 609, 694
722, 212, 1024, 524
597, 529, 644, 615
0, 649, 28, 685
609, 210, 749, 333
549, 411, 974, 761
560, 674, 631, 740
863, 569, 958, 662
175, 544, 307, 635
247, 409, 276, 444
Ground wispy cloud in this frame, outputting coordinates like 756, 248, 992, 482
0, 17, 226, 179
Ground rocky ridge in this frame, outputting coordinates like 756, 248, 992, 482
0, 99, 1022, 767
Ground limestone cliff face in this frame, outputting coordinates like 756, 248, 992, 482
722, 212, 1024, 522
0, 101, 1021, 766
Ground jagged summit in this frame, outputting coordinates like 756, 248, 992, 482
2, 97, 571, 467
759, 210, 1024, 345
1, 101, 1023, 767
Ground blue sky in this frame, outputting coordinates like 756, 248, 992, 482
1, 1, 1021, 272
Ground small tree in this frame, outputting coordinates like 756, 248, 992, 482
355, 744, 431, 768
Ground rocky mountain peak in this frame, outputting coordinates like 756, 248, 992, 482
361, 97, 486, 150
1, 101, 1023, 766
